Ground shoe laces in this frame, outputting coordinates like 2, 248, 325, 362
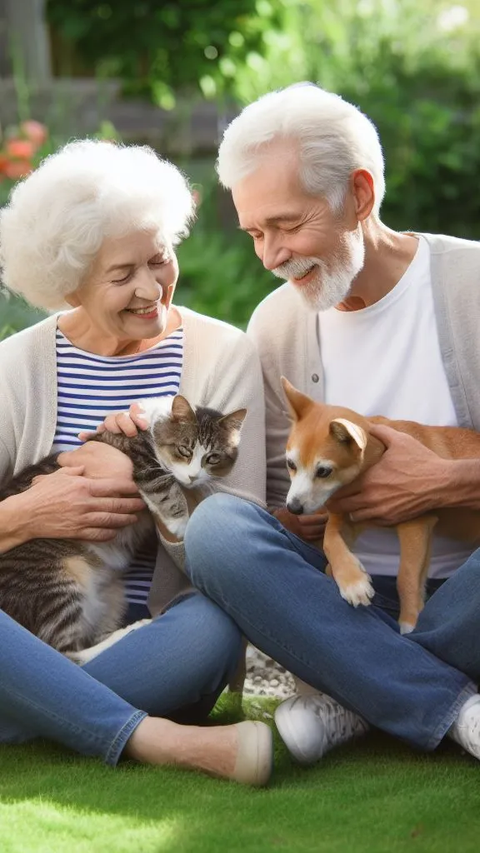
303, 693, 369, 746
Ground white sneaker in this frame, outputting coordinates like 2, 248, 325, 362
448, 694, 480, 759
275, 692, 369, 765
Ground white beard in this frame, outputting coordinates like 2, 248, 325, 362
272, 226, 365, 312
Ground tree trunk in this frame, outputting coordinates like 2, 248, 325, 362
3, 0, 51, 84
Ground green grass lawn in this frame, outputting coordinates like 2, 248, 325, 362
0, 694, 479, 853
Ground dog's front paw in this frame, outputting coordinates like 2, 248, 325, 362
338, 563, 374, 607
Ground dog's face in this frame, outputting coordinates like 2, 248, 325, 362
282, 378, 368, 515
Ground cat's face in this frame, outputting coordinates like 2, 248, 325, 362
151, 396, 247, 487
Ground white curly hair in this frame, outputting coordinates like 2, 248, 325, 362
217, 84, 385, 216
0, 139, 194, 310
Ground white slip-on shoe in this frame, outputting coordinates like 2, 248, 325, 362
275, 692, 369, 765
231, 721, 274, 786
448, 694, 480, 759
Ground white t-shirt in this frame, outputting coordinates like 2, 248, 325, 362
318, 236, 473, 579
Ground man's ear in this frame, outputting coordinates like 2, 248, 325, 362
330, 418, 367, 450
281, 376, 315, 421
351, 168, 376, 222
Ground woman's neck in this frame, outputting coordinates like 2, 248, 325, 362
57, 306, 182, 356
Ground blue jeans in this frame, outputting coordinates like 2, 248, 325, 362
0, 592, 241, 765
184, 495, 478, 751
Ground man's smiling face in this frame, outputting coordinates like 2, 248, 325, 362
232, 144, 365, 311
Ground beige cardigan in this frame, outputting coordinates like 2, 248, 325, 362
247, 232, 480, 507
0, 307, 266, 612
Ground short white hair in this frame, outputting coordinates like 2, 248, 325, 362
0, 140, 194, 310
217, 84, 385, 215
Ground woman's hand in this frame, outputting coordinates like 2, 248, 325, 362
272, 506, 327, 545
58, 439, 136, 481
78, 402, 150, 441
6, 465, 145, 545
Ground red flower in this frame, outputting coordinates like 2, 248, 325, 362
3, 159, 33, 179
20, 120, 48, 148
6, 139, 36, 160
0, 153, 10, 175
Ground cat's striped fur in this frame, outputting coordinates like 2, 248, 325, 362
0, 395, 246, 656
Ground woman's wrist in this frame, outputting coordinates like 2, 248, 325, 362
0, 494, 31, 553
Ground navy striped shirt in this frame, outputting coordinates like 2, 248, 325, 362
52, 327, 184, 605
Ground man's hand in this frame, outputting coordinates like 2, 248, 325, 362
22, 465, 145, 542
272, 506, 327, 544
327, 423, 451, 525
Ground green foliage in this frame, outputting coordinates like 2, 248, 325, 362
3, 0, 480, 342
232, 0, 480, 239
176, 186, 275, 329
45, 0, 480, 241
298, 0, 480, 238
0, 291, 46, 341
46, 0, 291, 108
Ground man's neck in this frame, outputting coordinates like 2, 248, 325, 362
336, 223, 419, 312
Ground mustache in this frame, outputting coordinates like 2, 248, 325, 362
272, 258, 319, 280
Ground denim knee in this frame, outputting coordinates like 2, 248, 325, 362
185, 493, 253, 578
181, 593, 242, 678
187, 493, 247, 537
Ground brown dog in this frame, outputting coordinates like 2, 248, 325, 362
282, 377, 480, 633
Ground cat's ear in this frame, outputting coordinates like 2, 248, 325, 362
171, 395, 196, 423
219, 408, 247, 432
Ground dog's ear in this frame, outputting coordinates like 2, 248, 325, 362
330, 418, 367, 451
281, 376, 314, 421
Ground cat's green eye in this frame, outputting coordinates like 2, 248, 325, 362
177, 445, 192, 458
206, 452, 222, 465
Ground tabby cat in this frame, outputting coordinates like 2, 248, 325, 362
0, 395, 246, 659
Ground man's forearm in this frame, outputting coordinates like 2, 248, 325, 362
440, 458, 480, 510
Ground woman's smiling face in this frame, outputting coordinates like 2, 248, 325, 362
70, 229, 179, 343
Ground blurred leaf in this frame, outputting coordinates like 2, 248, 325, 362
47, 0, 291, 102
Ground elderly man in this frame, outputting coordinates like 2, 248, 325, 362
184, 84, 480, 765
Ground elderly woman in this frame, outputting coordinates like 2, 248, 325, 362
0, 140, 271, 785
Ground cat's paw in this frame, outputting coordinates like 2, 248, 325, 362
66, 648, 91, 665
165, 516, 189, 540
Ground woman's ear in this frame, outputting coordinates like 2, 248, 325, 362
64, 290, 81, 308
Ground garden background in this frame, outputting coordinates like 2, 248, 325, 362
1, 0, 480, 339
1, 4, 480, 852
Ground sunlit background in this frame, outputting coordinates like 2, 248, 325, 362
1, 0, 480, 337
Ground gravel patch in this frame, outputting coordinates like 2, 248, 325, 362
243, 645, 296, 700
